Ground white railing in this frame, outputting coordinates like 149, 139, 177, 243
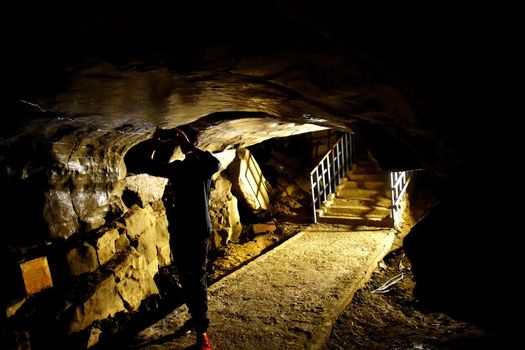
310, 133, 356, 223
390, 171, 412, 228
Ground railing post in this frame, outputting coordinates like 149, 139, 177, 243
311, 170, 317, 223
342, 134, 347, 174
390, 170, 412, 228
330, 151, 336, 193
324, 157, 330, 201
320, 159, 326, 203
345, 133, 350, 172
390, 172, 395, 225
316, 168, 322, 208
339, 140, 343, 181
336, 147, 340, 185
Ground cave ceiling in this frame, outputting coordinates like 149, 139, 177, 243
1, 1, 520, 179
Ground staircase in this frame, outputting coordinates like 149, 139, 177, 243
316, 159, 394, 227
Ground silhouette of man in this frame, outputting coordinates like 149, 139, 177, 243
128, 126, 220, 350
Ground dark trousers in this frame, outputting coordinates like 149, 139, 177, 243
170, 226, 210, 334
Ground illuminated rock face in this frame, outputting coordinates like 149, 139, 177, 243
209, 172, 243, 247
229, 148, 271, 211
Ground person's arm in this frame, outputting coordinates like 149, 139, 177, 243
151, 129, 177, 161
148, 128, 179, 177
172, 127, 221, 178
124, 128, 176, 177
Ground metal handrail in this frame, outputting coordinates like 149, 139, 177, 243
310, 132, 356, 223
389, 170, 412, 228
310, 131, 415, 227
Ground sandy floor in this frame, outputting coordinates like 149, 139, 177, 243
206, 222, 525, 350
131, 227, 394, 349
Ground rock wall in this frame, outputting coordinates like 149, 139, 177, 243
228, 148, 271, 212
1, 130, 263, 347
209, 173, 243, 247
1, 200, 170, 348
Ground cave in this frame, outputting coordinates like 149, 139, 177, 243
1, 1, 523, 349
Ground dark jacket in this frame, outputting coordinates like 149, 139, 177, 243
149, 151, 221, 235
125, 139, 221, 236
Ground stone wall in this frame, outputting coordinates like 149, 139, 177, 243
2, 143, 258, 347
3, 199, 172, 348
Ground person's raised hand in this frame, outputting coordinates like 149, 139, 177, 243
173, 127, 191, 146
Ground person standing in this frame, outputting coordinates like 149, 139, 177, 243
132, 126, 220, 350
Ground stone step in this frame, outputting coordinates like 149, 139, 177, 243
350, 166, 384, 175
316, 161, 394, 228
346, 173, 388, 182
317, 215, 394, 227
320, 208, 390, 220
328, 197, 392, 208
322, 206, 391, 217
341, 180, 388, 190
336, 188, 390, 199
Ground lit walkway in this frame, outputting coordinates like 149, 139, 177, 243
130, 227, 395, 350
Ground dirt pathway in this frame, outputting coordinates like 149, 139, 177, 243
129, 228, 395, 349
